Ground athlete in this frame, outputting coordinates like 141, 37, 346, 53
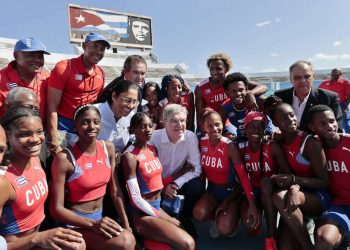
49, 104, 135, 250
192, 110, 260, 238
0, 107, 85, 249
238, 111, 291, 250
220, 72, 273, 143
195, 53, 267, 135
142, 81, 163, 129
121, 113, 195, 249
159, 74, 195, 131
270, 103, 330, 250
308, 105, 350, 249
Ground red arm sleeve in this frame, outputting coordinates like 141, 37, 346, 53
162, 175, 174, 186
234, 163, 255, 200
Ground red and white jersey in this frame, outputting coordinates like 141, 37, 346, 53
282, 131, 313, 178
0, 157, 48, 235
239, 141, 277, 188
126, 144, 163, 194
65, 140, 111, 203
197, 78, 227, 112
200, 136, 235, 185
323, 134, 350, 205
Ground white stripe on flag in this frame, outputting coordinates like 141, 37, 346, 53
84, 9, 128, 23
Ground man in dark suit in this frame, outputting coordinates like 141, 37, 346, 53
275, 60, 342, 132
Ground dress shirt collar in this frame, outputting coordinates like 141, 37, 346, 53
160, 128, 185, 144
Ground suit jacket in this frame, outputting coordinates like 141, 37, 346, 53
274, 87, 342, 133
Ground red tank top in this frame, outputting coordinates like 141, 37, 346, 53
200, 136, 235, 185
282, 131, 313, 177
323, 134, 350, 205
198, 78, 227, 112
65, 140, 111, 202
126, 144, 163, 194
239, 141, 277, 188
0, 157, 48, 235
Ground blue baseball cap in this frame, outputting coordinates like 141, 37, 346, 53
85, 32, 111, 49
14, 37, 50, 55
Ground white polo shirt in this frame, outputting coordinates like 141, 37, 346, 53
94, 101, 134, 153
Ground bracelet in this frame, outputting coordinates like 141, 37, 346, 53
291, 174, 296, 185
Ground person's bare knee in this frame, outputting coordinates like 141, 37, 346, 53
216, 214, 238, 236
193, 204, 209, 222
178, 234, 195, 250
109, 231, 136, 250
75, 239, 86, 250
315, 225, 342, 249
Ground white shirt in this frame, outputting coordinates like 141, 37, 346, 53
150, 128, 202, 188
94, 101, 134, 153
292, 89, 311, 127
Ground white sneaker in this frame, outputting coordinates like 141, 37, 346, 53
209, 222, 220, 239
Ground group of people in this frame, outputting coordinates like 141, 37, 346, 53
0, 31, 349, 250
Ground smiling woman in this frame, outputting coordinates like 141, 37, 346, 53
0, 107, 86, 250
49, 104, 135, 250
94, 79, 139, 154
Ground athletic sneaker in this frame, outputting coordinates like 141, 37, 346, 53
265, 237, 278, 250
209, 222, 220, 239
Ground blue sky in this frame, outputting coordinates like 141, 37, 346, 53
1, 0, 350, 76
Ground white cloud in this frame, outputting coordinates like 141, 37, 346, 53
333, 41, 343, 47
261, 67, 278, 72
256, 17, 281, 28
270, 53, 279, 57
309, 53, 350, 61
256, 21, 271, 27
340, 54, 350, 60
314, 53, 338, 61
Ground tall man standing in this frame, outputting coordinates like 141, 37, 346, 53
0, 37, 50, 122
275, 60, 342, 132
46, 32, 110, 154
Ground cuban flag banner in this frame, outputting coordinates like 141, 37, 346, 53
70, 6, 129, 38
68, 5, 153, 48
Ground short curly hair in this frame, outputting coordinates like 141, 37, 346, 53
206, 53, 233, 72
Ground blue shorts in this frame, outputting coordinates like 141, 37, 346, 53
321, 204, 350, 234
128, 198, 161, 215
73, 208, 103, 220
58, 115, 75, 134
207, 183, 235, 202
57, 208, 103, 228
309, 189, 332, 211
